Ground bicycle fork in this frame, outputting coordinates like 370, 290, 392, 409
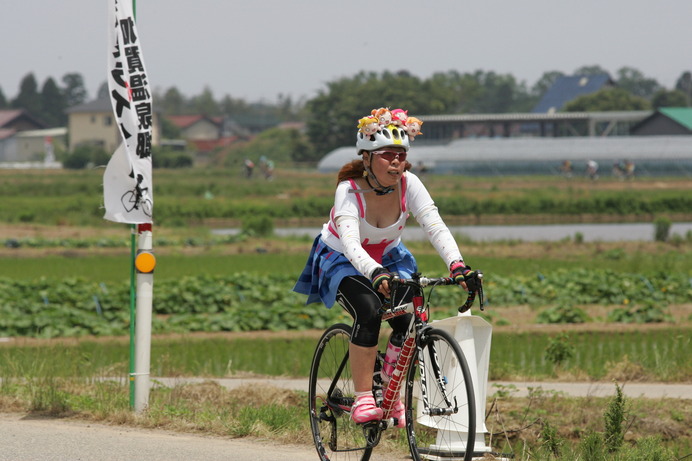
417, 331, 458, 417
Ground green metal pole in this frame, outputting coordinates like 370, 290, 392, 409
128, 0, 138, 411
129, 225, 136, 408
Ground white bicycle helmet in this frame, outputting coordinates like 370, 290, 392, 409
356, 124, 410, 153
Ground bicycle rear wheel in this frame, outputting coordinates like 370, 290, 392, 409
404, 328, 476, 461
309, 323, 373, 461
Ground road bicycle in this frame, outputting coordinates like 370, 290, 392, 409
309, 272, 485, 461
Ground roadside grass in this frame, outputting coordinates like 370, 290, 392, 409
0, 378, 688, 460
2, 320, 688, 457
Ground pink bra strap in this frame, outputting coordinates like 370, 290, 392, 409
348, 178, 365, 218
400, 175, 407, 212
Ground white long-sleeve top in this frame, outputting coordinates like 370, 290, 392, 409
319, 172, 463, 278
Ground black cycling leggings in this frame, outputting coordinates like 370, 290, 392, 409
335, 275, 414, 348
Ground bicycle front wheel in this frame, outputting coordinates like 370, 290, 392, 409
308, 323, 373, 461
404, 328, 476, 461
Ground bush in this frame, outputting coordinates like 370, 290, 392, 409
152, 147, 194, 168
545, 332, 575, 368
573, 232, 584, 244
539, 420, 563, 457
607, 303, 672, 323
536, 304, 590, 324
604, 384, 628, 453
653, 216, 672, 242
62, 145, 110, 169
241, 216, 274, 237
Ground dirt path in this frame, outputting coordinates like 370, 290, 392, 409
142, 377, 692, 400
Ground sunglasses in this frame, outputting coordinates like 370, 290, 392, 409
371, 150, 407, 162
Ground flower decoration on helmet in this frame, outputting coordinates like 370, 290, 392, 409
405, 116, 424, 141
357, 115, 380, 136
390, 109, 408, 127
371, 107, 392, 127
356, 108, 419, 153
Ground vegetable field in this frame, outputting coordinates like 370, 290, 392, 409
1, 268, 689, 338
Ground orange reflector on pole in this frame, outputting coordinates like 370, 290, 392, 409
135, 251, 156, 273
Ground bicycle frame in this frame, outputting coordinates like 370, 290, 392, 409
379, 280, 458, 425
329, 276, 463, 429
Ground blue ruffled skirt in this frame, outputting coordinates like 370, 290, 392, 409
293, 236, 418, 308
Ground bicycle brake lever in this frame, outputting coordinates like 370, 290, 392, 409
476, 271, 485, 311
458, 291, 475, 314
458, 271, 485, 313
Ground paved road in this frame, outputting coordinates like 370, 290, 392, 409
0, 412, 322, 461
0, 413, 405, 461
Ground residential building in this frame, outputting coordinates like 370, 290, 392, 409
66, 98, 161, 153
533, 74, 615, 114
0, 109, 50, 164
166, 115, 222, 141
631, 107, 692, 135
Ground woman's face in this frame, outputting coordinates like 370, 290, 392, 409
366, 146, 407, 187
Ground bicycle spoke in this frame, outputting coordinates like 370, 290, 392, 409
309, 324, 374, 461
405, 329, 476, 461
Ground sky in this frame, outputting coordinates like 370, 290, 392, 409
2, 0, 691, 104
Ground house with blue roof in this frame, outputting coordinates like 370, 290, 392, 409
533, 74, 615, 113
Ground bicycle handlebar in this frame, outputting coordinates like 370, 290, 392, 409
389, 271, 485, 313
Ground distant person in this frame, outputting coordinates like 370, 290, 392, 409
259, 156, 275, 181
586, 160, 599, 180
560, 160, 573, 178
243, 158, 255, 178
624, 160, 635, 179
612, 161, 625, 180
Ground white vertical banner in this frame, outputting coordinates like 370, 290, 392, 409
104, 0, 153, 224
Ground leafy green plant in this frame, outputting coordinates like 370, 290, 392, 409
241, 215, 274, 237
573, 232, 584, 244
654, 216, 672, 242
607, 302, 672, 323
539, 420, 563, 457
62, 145, 110, 169
536, 304, 590, 324
620, 436, 676, 461
578, 432, 605, 461
544, 333, 575, 368
603, 383, 628, 453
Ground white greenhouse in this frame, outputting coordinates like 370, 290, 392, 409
317, 135, 692, 177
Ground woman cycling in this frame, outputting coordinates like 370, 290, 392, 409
294, 108, 477, 426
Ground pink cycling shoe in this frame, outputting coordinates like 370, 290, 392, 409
391, 400, 406, 428
351, 394, 383, 424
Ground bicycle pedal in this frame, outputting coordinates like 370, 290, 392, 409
318, 411, 335, 423
357, 420, 381, 429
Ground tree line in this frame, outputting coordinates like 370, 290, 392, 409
2, 65, 691, 161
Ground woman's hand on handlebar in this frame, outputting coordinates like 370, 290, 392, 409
450, 262, 480, 292
370, 267, 393, 298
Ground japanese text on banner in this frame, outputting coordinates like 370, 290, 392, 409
103, 0, 153, 224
